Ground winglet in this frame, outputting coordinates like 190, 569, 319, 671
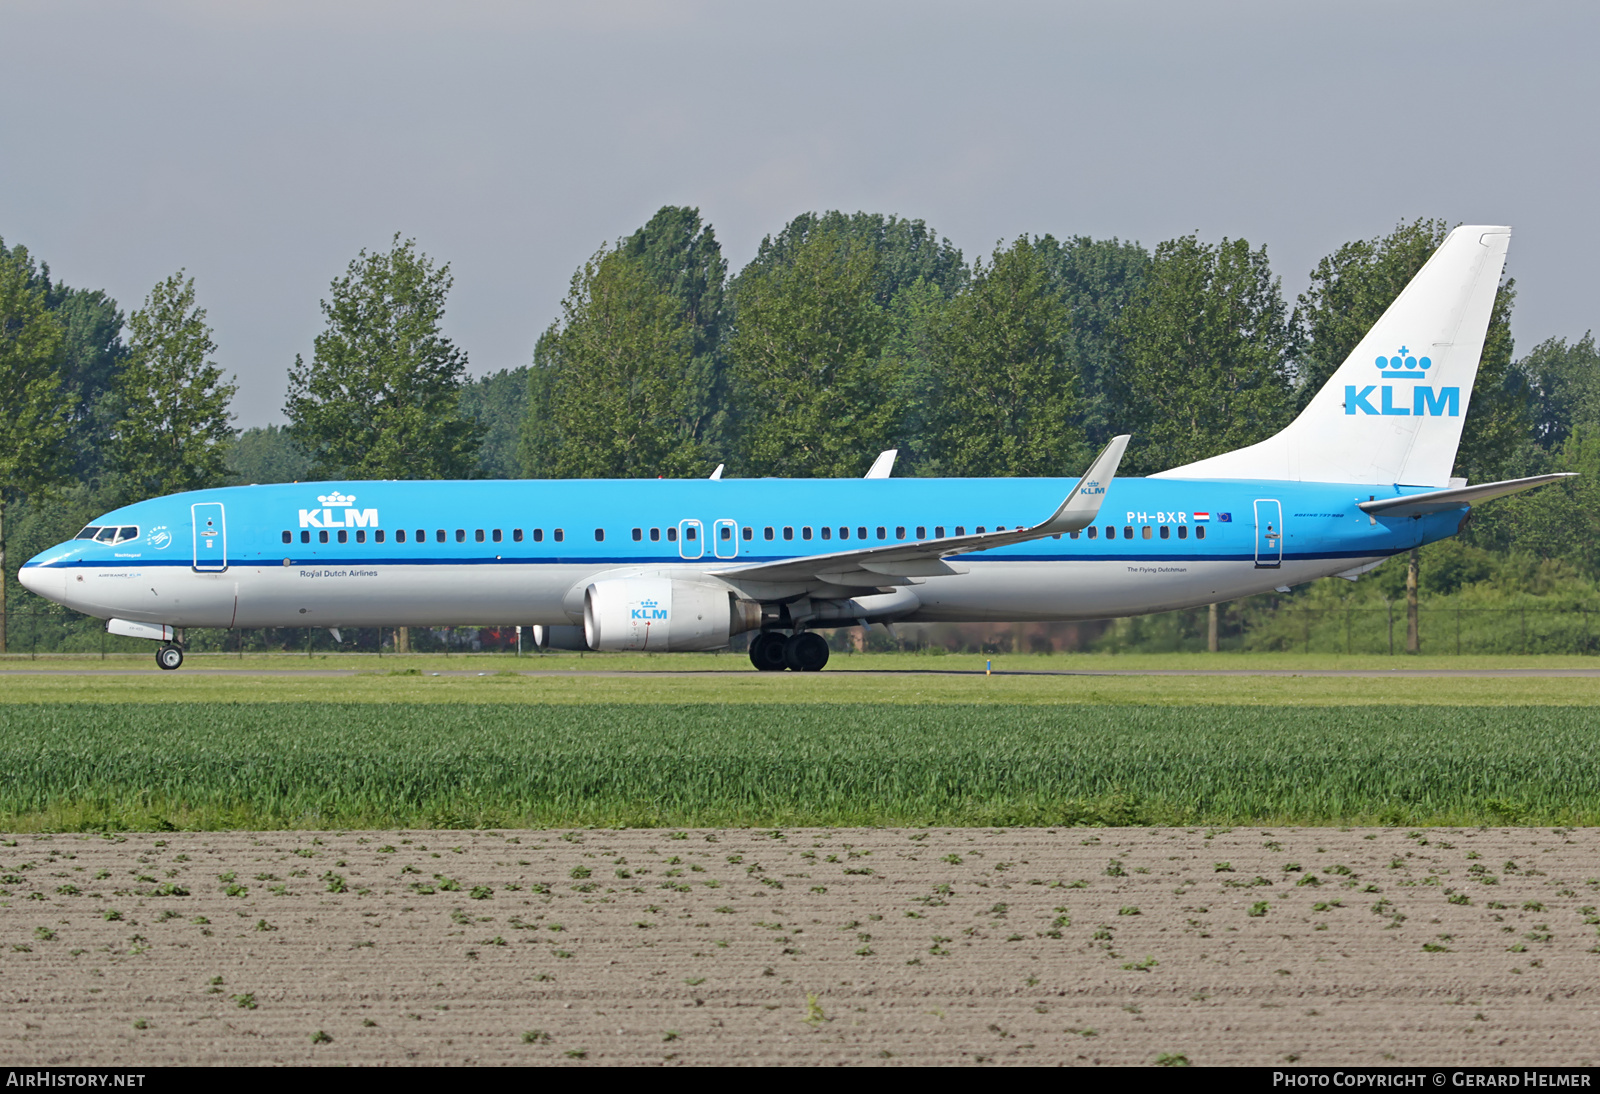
1035, 435, 1130, 535
708, 464, 724, 481
864, 450, 898, 479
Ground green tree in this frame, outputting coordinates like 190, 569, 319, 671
286, 235, 481, 480
1032, 235, 1150, 446
227, 424, 311, 485
619, 207, 730, 459
524, 247, 713, 478
921, 237, 1080, 476
112, 272, 237, 498
0, 240, 72, 653
741, 211, 966, 308
458, 367, 529, 479
727, 227, 896, 477
1293, 218, 1525, 482
1114, 234, 1295, 474
1519, 333, 1600, 450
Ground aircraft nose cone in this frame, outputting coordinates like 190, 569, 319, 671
18, 562, 64, 603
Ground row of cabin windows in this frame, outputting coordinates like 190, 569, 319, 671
280, 522, 1207, 547
282, 528, 567, 545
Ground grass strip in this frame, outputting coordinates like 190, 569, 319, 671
1, 702, 1596, 831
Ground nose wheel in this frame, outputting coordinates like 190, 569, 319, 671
155, 645, 184, 671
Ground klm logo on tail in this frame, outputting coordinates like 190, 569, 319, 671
1345, 346, 1459, 418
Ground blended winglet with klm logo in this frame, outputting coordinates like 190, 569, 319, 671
1154, 226, 1512, 487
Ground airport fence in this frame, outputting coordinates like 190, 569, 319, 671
3, 604, 1599, 659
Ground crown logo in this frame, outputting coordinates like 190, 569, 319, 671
1375, 346, 1432, 379
640, 599, 658, 609
317, 492, 356, 507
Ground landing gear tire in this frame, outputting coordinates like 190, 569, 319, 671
749, 631, 789, 672
155, 645, 184, 671
783, 631, 830, 672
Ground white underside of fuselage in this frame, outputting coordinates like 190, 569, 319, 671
39, 554, 1389, 632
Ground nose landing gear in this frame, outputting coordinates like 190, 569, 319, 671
155, 644, 184, 671
747, 631, 830, 672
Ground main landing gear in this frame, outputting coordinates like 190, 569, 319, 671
155, 644, 184, 671
748, 631, 829, 673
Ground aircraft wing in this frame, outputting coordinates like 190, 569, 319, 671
711, 435, 1130, 586
1358, 473, 1576, 519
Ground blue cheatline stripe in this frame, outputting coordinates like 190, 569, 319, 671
39, 548, 1391, 572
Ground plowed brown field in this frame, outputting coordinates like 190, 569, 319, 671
1, 827, 1596, 1066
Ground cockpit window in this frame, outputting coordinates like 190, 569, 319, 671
94, 527, 119, 543
117, 526, 139, 543
75, 526, 101, 540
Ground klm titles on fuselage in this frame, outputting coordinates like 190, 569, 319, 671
298, 493, 380, 529
1345, 348, 1460, 418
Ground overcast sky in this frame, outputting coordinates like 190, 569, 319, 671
4, 0, 1596, 426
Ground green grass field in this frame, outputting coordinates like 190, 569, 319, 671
0, 697, 1596, 831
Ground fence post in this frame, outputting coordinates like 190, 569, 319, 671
1208, 603, 1219, 653
1456, 608, 1461, 657
1386, 601, 1394, 656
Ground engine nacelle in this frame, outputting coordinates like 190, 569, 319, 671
583, 577, 760, 652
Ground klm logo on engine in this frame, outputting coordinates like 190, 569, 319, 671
632, 598, 668, 621
298, 492, 380, 529
1344, 346, 1459, 417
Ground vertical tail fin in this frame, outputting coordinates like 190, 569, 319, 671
1154, 225, 1511, 486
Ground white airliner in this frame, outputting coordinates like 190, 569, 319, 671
20, 225, 1570, 670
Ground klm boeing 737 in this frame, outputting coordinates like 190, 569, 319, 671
19, 225, 1572, 671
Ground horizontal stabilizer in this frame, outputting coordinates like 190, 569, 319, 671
1358, 473, 1575, 518
715, 435, 1130, 587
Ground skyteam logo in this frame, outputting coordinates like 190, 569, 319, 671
1346, 344, 1459, 418
632, 598, 668, 621
299, 492, 380, 529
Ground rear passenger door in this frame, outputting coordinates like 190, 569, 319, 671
191, 502, 227, 572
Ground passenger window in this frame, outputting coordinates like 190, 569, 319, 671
876, 526, 886, 540
801, 527, 812, 540
355, 530, 366, 544
954, 526, 965, 536
782, 527, 794, 541
1123, 526, 1133, 539
1087, 527, 1097, 539
513, 529, 523, 542
594, 528, 604, 542
492, 529, 502, 543
975, 526, 986, 534
453, 529, 463, 542
650, 528, 661, 542
820, 526, 831, 540
857, 527, 868, 540
916, 526, 926, 539
996, 526, 1006, 532
1178, 526, 1188, 539
375, 530, 385, 543
838, 527, 849, 540
338, 530, 349, 543
319, 531, 329, 544
1142, 526, 1153, 540
533, 529, 544, 542
282, 531, 292, 544
742, 527, 752, 541
720, 525, 732, 540
474, 529, 485, 543
1196, 526, 1206, 540
632, 528, 642, 542
668, 526, 678, 542
554, 528, 564, 542
1069, 531, 1079, 539
301, 530, 311, 544
436, 530, 446, 543
1104, 526, 1114, 539
1159, 525, 1169, 539
895, 526, 906, 540
935, 526, 945, 538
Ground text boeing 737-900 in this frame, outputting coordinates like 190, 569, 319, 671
19, 225, 1573, 671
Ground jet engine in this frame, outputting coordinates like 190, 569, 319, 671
583, 577, 761, 652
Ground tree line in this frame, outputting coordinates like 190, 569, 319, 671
5, 210, 1600, 650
